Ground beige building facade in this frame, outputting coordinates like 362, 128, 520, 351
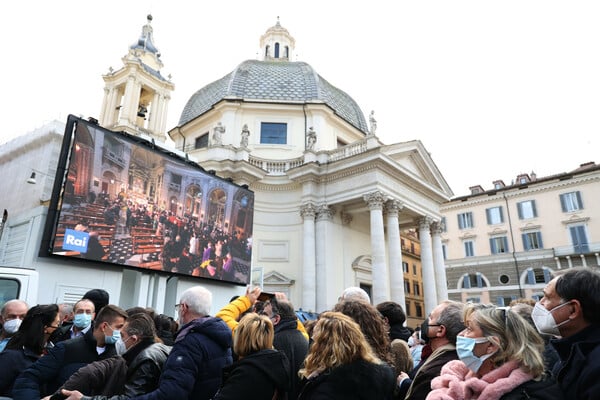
440, 163, 600, 304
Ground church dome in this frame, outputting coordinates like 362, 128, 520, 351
178, 59, 369, 133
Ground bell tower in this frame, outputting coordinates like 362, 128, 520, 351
99, 15, 174, 142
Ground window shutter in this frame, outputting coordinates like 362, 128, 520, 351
497, 296, 504, 306
463, 275, 471, 289
543, 268, 551, 283
503, 237, 509, 252
537, 232, 543, 249
517, 203, 523, 219
476, 273, 483, 288
490, 238, 497, 254
522, 233, 530, 250
576, 191, 583, 210
560, 194, 567, 212
486, 209, 491, 225
527, 269, 535, 285
458, 214, 463, 230
531, 201, 537, 218
499, 207, 504, 223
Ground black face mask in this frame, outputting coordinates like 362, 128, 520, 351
420, 319, 430, 344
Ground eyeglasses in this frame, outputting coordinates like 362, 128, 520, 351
175, 303, 185, 311
496, 306, 510, 325
428, 323, 443, 327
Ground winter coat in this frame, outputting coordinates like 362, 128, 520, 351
298, 359, 395, 400
399, 343, 459, 400
128, 316, 233, 400
12, 326, 117, 399
499, 374, 564, 400
51, 340, 171, 400
551, 323, 600, 400
427, 360, 535, 400
390, 323, 412, 342
273, 317, 309, 400
213, 349, 291, 400
0, 347, 40, 397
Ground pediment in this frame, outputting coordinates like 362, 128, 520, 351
264, 270, 295, 285
381, 140, 453, 197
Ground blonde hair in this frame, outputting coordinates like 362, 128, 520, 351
233, 313, 274, 358
299, 311, 379, 378
464, 304, 545, 378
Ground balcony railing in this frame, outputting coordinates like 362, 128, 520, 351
553, 242, 600, 256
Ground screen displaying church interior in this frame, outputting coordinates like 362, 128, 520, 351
49, 117, 254, 285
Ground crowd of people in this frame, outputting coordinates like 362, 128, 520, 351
0, 267, 598, 399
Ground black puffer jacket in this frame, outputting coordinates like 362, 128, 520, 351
298, 359, 395, 400
500, 374, 564, 400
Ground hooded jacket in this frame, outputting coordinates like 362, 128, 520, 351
213, 349, 291, 400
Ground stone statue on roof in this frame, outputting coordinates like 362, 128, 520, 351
307, 127, 317, 150
240, 124, 250, 148
369, 110, 377, 135
213, 122, 225, 146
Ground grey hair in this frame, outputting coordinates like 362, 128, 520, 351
436, 300, 465, 344
180, 286, 212, 316
340, 287, 371, 303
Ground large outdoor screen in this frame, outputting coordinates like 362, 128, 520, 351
41, 115, 254, 285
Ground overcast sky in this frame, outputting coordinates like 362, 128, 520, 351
1, 1, 598, 195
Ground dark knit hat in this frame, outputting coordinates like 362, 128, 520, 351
82, 288, 110, 314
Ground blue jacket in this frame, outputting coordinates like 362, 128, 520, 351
0, 347, 40, 397
12, 327, 117, 399
551, 323, 600, 400
131, 316, 232, 400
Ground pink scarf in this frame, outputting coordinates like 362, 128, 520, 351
426, 360, 533, 400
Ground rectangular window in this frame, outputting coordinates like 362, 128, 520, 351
522, 231, 544, 250
458, 212, 474, 229
413, 282, 421, 296
490, 236, 509, 254
405, 301, 412, 317
569, 225, 589, 253
517, 200, 537, 219
560, 191, 583, 212
415, 303, 423, 318
194, 133, 209, 149
464, 240, 474, 257
404, 280, 411, 294
260, 122, 287, 144
412, 264, 417, 275
402, 262, 409, 273
442, 244, 447, 260
486, 206, 504, 225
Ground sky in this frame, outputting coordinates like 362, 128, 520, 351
1, 1, 599, 196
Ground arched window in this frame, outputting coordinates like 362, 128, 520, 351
461, 272, 488, 289
274, 43, 280, 58
525, 267, 553, 285
284, 46, 289, 58
265, 45, 270, 58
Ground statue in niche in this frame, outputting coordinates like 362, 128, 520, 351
240, 124, 250, 147
212, 122, 225, 146
369, 110, 377, 135
306, 126, 317, 150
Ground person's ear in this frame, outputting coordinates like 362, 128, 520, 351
486, 337, 500, 354
437, 324, 446, 338
569, 300, 583, 320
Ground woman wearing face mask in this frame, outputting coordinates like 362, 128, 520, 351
0, 304, 60, 397
426, 304, 563, 400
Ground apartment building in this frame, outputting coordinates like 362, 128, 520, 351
440, 162, 600, 305
401, 230, 425, 328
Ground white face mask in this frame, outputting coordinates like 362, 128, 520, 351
531, 301, 571, 337
2, 318, 22, 335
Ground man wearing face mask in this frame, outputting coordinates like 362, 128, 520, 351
12, 304, 127, 400
0, 299, 28, 352
532, 268, 600, 400
51, 299, 96, 345
396, 300, 465, 400
50, 312, 171, 400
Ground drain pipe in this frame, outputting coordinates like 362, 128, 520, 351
503, 191, 523, 297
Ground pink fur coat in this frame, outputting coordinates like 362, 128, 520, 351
426, 359, 533, 400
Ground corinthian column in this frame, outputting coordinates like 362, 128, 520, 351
364, 191, 389, 305
419, 217, 437, 314
315, 204, 335, 312
300, 203, 317, 312
431, 221, 448, 302
385, 200, 405, 308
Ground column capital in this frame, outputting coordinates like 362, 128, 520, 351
384, 199, 404, 217
431, 220, 445, 235
316, 204, 335, 221
340, 211, 353, 225
363, 191, 387, 210
300, 202, 317, 220
418, 216, 434, 231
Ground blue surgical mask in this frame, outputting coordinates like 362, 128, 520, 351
104, 325, 121, 345
73, 313, 92, 329
456, 336, 495, 373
